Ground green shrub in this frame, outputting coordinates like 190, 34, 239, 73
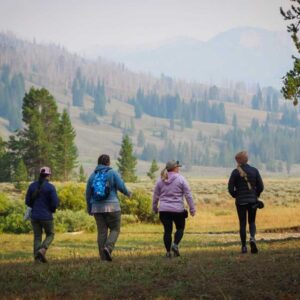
2, 212, 32, 233
119, 188, 158, 223
54, 210, 96, 232
57, 183, 86, 211
0, 193, 10, 215
121, 214, 139, 226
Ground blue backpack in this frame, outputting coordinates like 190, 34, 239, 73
92, 169, 111, 201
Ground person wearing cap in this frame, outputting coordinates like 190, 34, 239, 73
85, 154, 132, 262
228, 151, 264, 254
25, 166, 59, 263
152, 160, 196, 258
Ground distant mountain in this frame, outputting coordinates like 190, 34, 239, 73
83, 27, 294, 87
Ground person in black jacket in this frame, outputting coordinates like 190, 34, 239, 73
25, 167, 59, 263
228, 151, 264, 254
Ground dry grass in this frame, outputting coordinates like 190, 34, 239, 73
1, 179, 300, 299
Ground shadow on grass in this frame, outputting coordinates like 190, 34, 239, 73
0, 241, 299, 300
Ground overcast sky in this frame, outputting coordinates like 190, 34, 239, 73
0, 0, 291, 52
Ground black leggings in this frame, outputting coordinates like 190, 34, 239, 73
236, 204, 257, 246
159, 211, 186, 252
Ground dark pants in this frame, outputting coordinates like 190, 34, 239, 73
159, 211, 186, 252
94, 211, 121, 260
236, 204, 257, 247
31, 219, 54, 258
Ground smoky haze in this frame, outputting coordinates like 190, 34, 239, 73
0, 0, 291, 52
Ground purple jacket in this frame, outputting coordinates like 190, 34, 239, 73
152, 172, 196, 214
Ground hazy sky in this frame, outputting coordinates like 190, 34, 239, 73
0, 0, 291, 52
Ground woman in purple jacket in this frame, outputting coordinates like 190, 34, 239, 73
152, 160, 196, 258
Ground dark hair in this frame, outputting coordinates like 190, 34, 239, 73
38, 173, 49, 184
98, 154, 110, 166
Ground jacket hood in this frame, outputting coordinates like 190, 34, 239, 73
94, 165, 111, 172
163, 172, 180, 184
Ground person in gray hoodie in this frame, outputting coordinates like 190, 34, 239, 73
152, 160, 196, 257
86, 154, 131, 261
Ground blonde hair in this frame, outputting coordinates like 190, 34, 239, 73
161, 168, 168, 181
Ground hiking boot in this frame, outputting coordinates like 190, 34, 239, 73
166, 252, 172, 258
250, 239, 258, 254
103, 247, 112, 261
241, 246, 247, 254
171, 244, 180, 257
36, 248, 47, 263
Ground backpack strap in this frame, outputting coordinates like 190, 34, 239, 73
236, 165, 252, 191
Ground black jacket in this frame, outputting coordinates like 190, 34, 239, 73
228, 164, 264, 205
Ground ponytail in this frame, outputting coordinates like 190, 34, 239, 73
161, 168, 168, 181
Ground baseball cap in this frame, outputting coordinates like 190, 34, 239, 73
40, 166, 52, 175
166, 160, 182, 171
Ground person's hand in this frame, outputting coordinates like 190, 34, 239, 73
128, 192, 133, 199
190, 210, 196, 217
153, 208, 158, 214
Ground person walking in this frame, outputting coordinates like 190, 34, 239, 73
152, 160, 196, 258
228, 151, 264, 254
86, 154, 131, 262
25, 166, 59, 263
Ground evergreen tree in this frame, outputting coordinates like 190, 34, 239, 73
111, 110, 121, 128
232, 114, 238, 128
56, 109, 78, 181
280, 1, 300, 105
147, 159, 159, 181
134, 102, 143, 118
78, 164, 86, 182
0, 136, 12, 182
8, 87, 61, 178
72, 68, 85, 107
137, 130, 145, 147
13, 159, 28, 190
94, 80, 106, 116
117, 134, 137, 182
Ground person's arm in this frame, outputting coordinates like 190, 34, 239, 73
49, 185, 59, 212
182, 177, 196, 216
152, 181, 161, 213
228, 170, 237, 198
25, 184, 33, 207
113, 171, 131, 197
255, 169, 264, 197
85, 174, 94, 214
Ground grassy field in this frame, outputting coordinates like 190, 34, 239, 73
0, 179, 300, 299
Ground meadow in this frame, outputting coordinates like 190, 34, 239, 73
0, 178, 300, 299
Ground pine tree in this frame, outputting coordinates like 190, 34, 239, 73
13, 159, 28, 190
56, 109, 78, 181
147, 159, 159, 181
0, 136, 12, 182
72, 68, 85, 107
10, 87, 60, 178
78, 164, 86, 182
94, 81, 106, 116
117, 134, 137, 182
137, 130, 145, 147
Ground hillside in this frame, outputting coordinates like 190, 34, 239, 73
1, 32, 300, 176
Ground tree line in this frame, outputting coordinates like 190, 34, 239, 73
129, 89, 226, 127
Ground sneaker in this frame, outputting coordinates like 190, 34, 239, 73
250, 239, 258, 254
36, 248, 47, 263
166, 252, 172, 258
241, 246, 247, 254
171, 244, 180, 257
103, 247, 112, 261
